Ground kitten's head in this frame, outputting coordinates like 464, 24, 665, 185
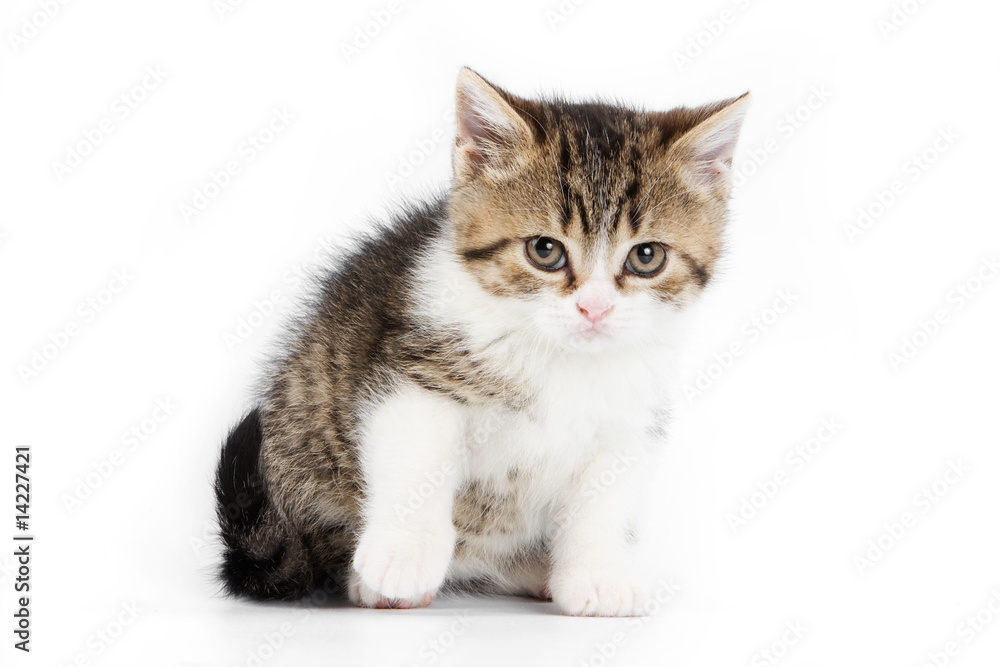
448, 68, 748, 353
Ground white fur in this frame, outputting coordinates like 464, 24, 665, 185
354, 387, 464, 602
355, 234, 688, 616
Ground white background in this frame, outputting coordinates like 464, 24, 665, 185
3, 0, 999, 665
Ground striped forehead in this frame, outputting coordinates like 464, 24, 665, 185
549, 110, 648, 241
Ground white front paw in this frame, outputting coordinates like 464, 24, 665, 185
347, 569, 436, 609
550, 566, 648, 617
352, 525, 455, 601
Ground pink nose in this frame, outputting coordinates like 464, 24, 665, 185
577, 302, 613, 324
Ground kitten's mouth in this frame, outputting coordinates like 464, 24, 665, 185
574, 325, 609, 343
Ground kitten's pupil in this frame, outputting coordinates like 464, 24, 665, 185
537, 238, 555, 258
636, 244, 654, 264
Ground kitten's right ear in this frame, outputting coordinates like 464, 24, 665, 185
454, 68, 534, 178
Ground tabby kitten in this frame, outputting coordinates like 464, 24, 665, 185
216, 68, 748, 616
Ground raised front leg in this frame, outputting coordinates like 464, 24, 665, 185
350, 385, 465, 609
548, 441, 650, 617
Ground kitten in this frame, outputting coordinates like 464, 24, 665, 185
215, 68, 748, 616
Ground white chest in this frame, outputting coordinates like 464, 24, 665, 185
462, 349, 663, 492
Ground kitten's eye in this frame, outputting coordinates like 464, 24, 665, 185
625, 242, 667, 277
525, 237, 567, 271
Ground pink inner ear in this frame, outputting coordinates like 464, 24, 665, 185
674, 96, 748, 190
457, 99, 507, 168
458, 97, 501, 145
689, 130, 739, 187
700, 140, 735, 168
454, 71, 531, 173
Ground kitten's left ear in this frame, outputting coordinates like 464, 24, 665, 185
454, 68, 536, 178
663, 93, 750, 196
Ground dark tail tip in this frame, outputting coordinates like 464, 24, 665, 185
215, 408, 266, 540
215, 409, 312, 601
